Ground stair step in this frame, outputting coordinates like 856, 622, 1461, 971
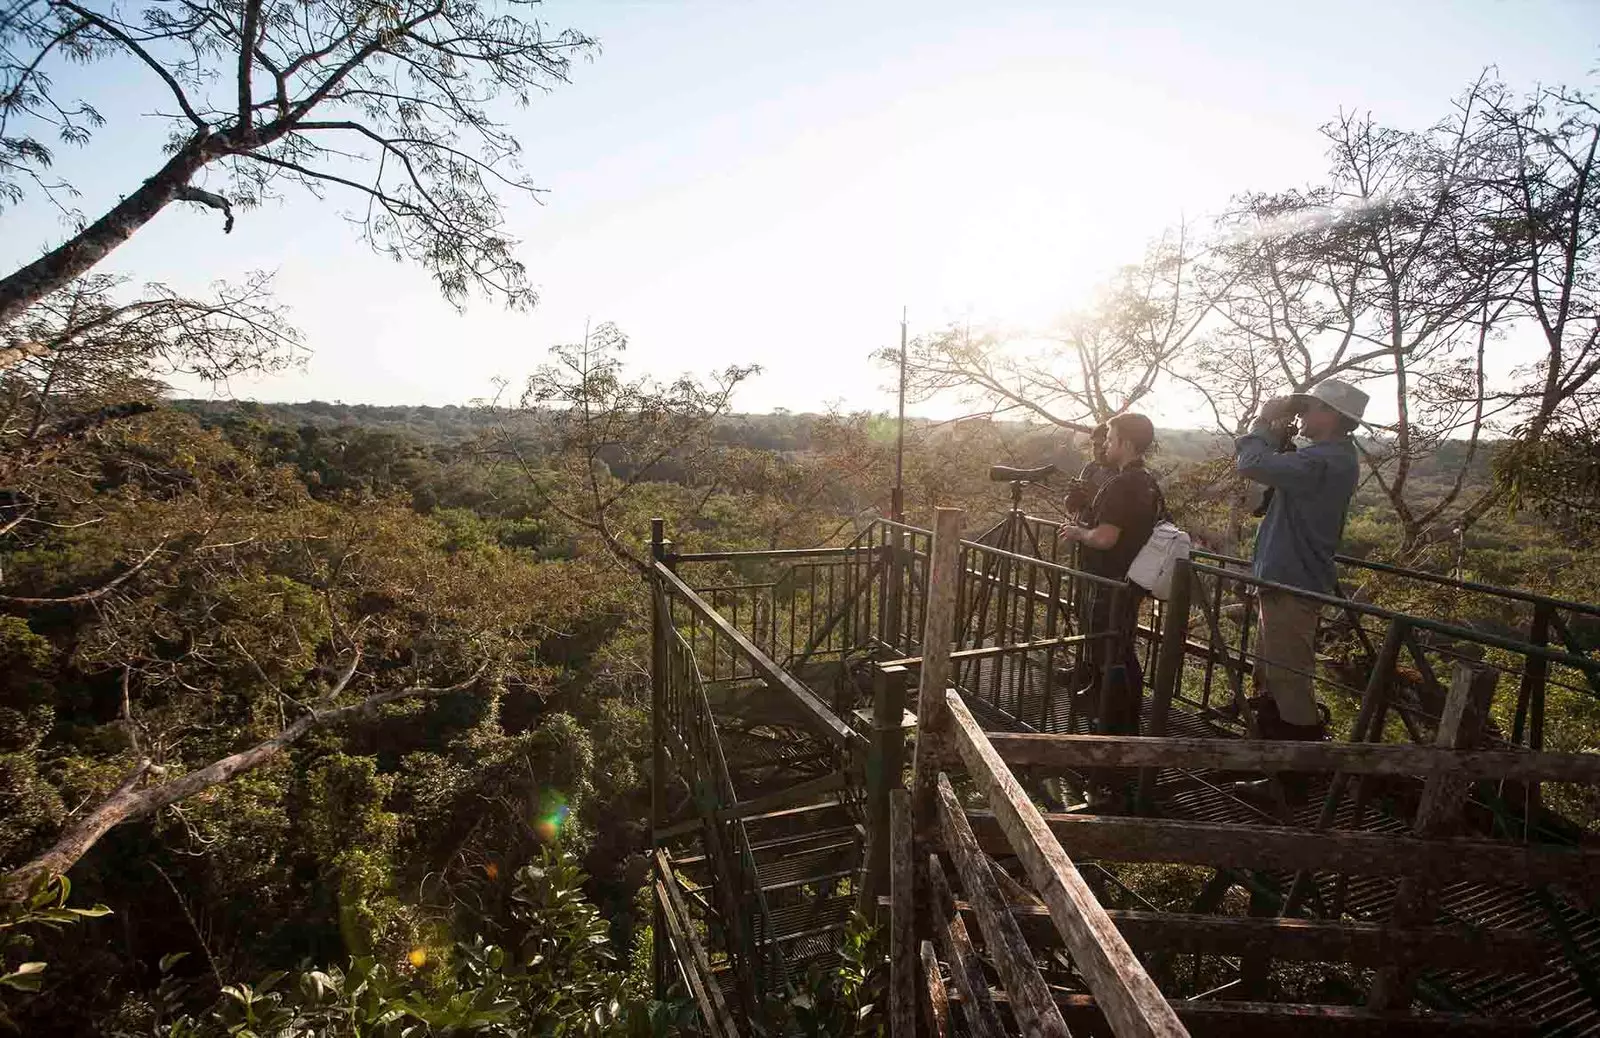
760, 867, 856, 896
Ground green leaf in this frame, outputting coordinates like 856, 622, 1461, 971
0, 962, 47, 992
160, 951, 191, 973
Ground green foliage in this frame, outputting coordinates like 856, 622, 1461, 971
96, 846, 686, 1038
762, 912, 886, 1038
1, 876, 110, 1027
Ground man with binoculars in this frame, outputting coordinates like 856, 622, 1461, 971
1233, 379, 1367, 780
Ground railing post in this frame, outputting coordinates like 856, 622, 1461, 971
1511, 602, 1552, 839
1282, 616, 1408, 917
1137, 558, 1193, 812
649, 518, 668, 999
884, 523, 904, 653
861, 664, 910, 917
911, 507, 964, 835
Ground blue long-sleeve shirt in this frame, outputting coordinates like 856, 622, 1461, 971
1235, 426, 1360, 593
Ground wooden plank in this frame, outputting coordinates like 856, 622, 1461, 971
920, 939, 953, 1038
889, 788, 916, 1038
1368, 663, 1498, 1011
945, 693, 1188, 1038
653, 560, 860, 750
981, 732, 1600, 785
927, 900, 1555, 971
936, 772, 1073, 1037
965, 811, 1600, 890
927, 854, 1006, 1038
655, 850, 741, 1038
911, 507, 964, 830
966, 990, 1534, 1037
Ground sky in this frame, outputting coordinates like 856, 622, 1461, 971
3, 0, 1598, 421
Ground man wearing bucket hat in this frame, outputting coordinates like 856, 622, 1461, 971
1233, 378, 1367, 787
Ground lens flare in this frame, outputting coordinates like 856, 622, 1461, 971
533, 792, 571, 843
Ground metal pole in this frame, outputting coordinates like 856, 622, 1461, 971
893, 307, 907, 522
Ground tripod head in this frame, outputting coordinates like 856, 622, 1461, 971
988, 463, 1057, 509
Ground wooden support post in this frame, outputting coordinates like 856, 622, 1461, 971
889, 788, 916, 1038
935, 772, 1074, 1037
1239, 876, 1275, 997
1367, 662, 1498, 1011
1283, 617, 1408, 917
911, 507, 964, 832
862, 665, 910, 917
920, 939, 953, 1038
945, 693, 1188, 1038
928, 853, 1006, 1038
655, 850, 741, 1038
1139, 559, 1193, 810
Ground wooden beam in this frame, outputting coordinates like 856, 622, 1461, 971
927, 854, 1006, 1038
654, 850, 741, 1038
1368, 663, 1498, 1010
965, 811, 1600, 890
920, 939, 953, 1038
936, 772, 1074, 1037
889, 788, 916, 1038
653, 560, 860, 750
931, 900, 1556, 971
981, 732, 1600, 785
945, 693, 1189, 1038
911, 508, 963, 829
966, 990, 1533, 1037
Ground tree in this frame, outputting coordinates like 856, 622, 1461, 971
0, 406, 622, 903
1474, 82, 1600, 498
1, 272, 301, 444
0, 0, 595, 326
884, 230, 1206, 434
484, 322, 758, 572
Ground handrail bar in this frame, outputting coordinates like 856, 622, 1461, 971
654, 560, 864, 750
1188, 561, 1600, 676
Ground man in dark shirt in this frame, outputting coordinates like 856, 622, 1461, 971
1063, 422, 1114, 523
1059, 413, 1162, 738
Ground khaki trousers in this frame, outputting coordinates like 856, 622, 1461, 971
1253, 590, 1322, 726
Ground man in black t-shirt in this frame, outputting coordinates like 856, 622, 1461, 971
1058, 412, 1161, 739
1063, 423, 1114, 523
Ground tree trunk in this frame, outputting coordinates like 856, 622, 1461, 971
0, 137, 215, 328
0, 672, 479, 901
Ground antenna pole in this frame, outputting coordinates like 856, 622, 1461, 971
892, 307, 907, 522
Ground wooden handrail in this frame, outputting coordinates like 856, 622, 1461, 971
945, 691, 1188, 1038
964, 812, 1600, 889
978, 732, 1600, 784
655, 850, 741, 1038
